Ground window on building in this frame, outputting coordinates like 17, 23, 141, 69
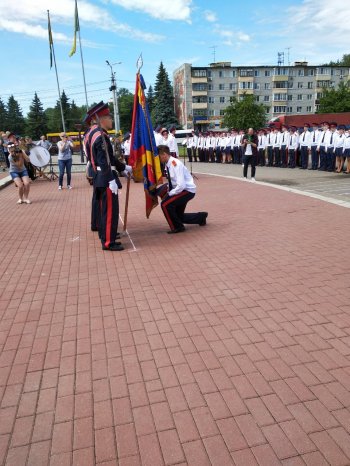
287, 106, 293, 113
307, 82, 313, 89
193, 109, 207, 116
229, 83, 237, 91
289, 69, 296, 77
264, 70, 271, 77
298, 82, 303, 88
239, 81, 253, 89
265, 106, 270, 113
307, 94, 313, 100
219, 83, 225, 90
208, 96, 215, 103
207, 70, 212, 77
208, 84, 213, 91
192, 96, 207, 103
308, 69, 315, 76
254, 83, 260, 90
273, 106, 287, 113
240, 69, 254, 77
192, 83, 208, 91
316, 92, 324, 99
298, 69, 304, 77
297, 94, 303, 100
232, 70, 236, 77
264, 83, 271, 90
317, 80, 332, 88
297, 106, 302, 113
220, 109, 225, 116
288, 95, 293, 101
273, 93, 287, 101
192, 69, 207, 77
317, 67, 330, 75
306, 106, 312, 112
219, 96, 225, 103
208, 109, 215, 116
219, 71, 223, 78
254, 70, 260, 77
264, 95, 270, 102
274, 68, 287, 76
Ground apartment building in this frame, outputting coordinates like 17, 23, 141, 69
173, 61, 349, 130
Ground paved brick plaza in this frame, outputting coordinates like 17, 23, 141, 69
0, 172, 350, 465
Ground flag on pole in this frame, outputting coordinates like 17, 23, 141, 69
47, 10, 53, 68
69, 0, 80, 57
129, 73, 163, 218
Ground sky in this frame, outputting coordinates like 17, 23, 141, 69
1, 0, 350, 116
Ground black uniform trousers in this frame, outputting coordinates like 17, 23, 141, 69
243, 154, 257, 178
280, 145, 288, 167
273, 147, 281, 166
91, 186, 101, 232
267, 146, 273, 166
326, 147, 335, 171
288, 149, 296, 168
258, 148, 265, 166
96, 187, 119, 248
232, 147, 240, 164
187, 147, 192, 162
191, 148, 198, 162
311, 146, 319, 169
161, 191, 202, 231
319, 146, 327, 170
300, 146, 309, 169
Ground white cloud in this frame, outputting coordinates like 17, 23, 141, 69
203, 10, 217, 22
214, 27, 251, 46
0, 0, 163, 43
237, 32, 250, 42
108, 0, 192, 21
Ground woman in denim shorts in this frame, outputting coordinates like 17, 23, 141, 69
8, 143, 32, 204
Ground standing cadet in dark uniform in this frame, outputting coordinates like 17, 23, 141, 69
157, 145, 208, 234
87, 102, 132, 251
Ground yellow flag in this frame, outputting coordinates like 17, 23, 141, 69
69, 0, 80, 57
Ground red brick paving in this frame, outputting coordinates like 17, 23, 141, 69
0, 172, 350, 465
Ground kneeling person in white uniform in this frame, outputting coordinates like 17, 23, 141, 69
157, 145, 208, 234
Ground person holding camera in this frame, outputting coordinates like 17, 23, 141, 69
242, 128, 258, 182
57, 132, 74, 190
8, 143, 32, 204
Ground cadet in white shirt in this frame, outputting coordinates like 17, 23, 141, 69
326, 122, 337, 171
231, 129, 240, 164
197, 133, 205, 162
154, 125, 163, 146
334, 125, 345, 173
310, 123, 321, 170
157, 145, 208, 234
182, 135, 193, 162
288, 127, 299, 168
191, 131, 198, 162
299, 123, 312, 169
280, 125, 290, 168
160, 128, 170, 147
168, 126, 179, 158
206, 132, 216, 163
343, 130, 350, 173
265, 128, 274, 166
257, 129, 267, 166
317, 122, 332, 171
272, 128, 282, 167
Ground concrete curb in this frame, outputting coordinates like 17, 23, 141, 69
0, 175, 12, 190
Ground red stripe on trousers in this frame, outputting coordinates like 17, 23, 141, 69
161, 190, 189, 230
105, 188, 113, 248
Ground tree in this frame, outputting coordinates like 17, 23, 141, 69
116, 88, 134, 133
26, 93, 48, 138
152, 62, 178, 128
147, 85, 155, 115
67, 100, 85, 131
323, 54, 350, 67
317, 81, 350, 113
222, 94, 267, 130
49, 90, 70, 132
0, 98, 8, 130
7, 95, 25, 135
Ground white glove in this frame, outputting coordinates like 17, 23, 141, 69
124, 165, 133, 174
108, 179, 119, 194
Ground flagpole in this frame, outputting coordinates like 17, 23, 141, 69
48, 10, 66, 133
78, 20, 89, 110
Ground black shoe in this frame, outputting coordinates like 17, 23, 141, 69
91, 227, 99, 232
199, 212, 208, 226
116, 233, 121, 239
167, 226, 185, 234
102, 243, 124, 251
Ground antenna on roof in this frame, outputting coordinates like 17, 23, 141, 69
210, 45, 217, 63
285, 47, 291, 66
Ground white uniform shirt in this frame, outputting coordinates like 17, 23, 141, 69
123, 139, 130, 156
299, 130, 312, 149
333, 133, 345, 151
167, 156, 196, 196
161, 136, 170, 147
288, 133, 299, 150
205, 136, 216, 149
317, 130, 333, 150
266, 133, 273, 146
168, 133, 179, 157
280, 131, 290, 147
272, 132, 282, 148
258, 135, 267, 150
197, 136, 204, 149
154, 132, 163, 146
310, 130, 321, 146
343, 135, 350, 152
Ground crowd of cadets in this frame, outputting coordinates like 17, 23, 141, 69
180, 122, 350, 174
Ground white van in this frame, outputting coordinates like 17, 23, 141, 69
174, 129, 193, 145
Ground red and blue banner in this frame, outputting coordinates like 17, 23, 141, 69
129, 73, 163, 218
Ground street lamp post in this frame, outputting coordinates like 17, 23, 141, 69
106, 60, 121, 135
